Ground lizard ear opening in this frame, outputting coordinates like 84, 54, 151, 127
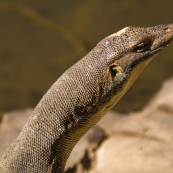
110, 65, 118, 78
109, 65, 123, 78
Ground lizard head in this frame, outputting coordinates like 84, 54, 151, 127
107, 24, 173, 75
93, 24, 173, 106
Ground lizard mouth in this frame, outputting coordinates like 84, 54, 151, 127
149, 40, 173, 57
124, 46, 164, 75
149, 37, 173, 56
149, 47, 163, 56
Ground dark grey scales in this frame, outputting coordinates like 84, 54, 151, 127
0, 24, 173, 173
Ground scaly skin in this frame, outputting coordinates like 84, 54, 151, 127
0, 24, 173, 173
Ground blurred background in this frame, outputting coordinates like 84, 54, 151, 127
0, 0, 173, 114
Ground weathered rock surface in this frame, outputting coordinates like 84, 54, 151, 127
0, 109, 32, 157
1, 77, 173, 173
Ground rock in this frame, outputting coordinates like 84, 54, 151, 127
95, 134, 173, 173
93, 110, 173, 173
0, 109, 32, 156
142, 77, 173, 114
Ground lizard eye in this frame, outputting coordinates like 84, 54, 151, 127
135, 43, 148, 53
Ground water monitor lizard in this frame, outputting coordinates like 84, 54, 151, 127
0, 24, 173, 173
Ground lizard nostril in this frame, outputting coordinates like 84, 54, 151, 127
165, 27, 171, 33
